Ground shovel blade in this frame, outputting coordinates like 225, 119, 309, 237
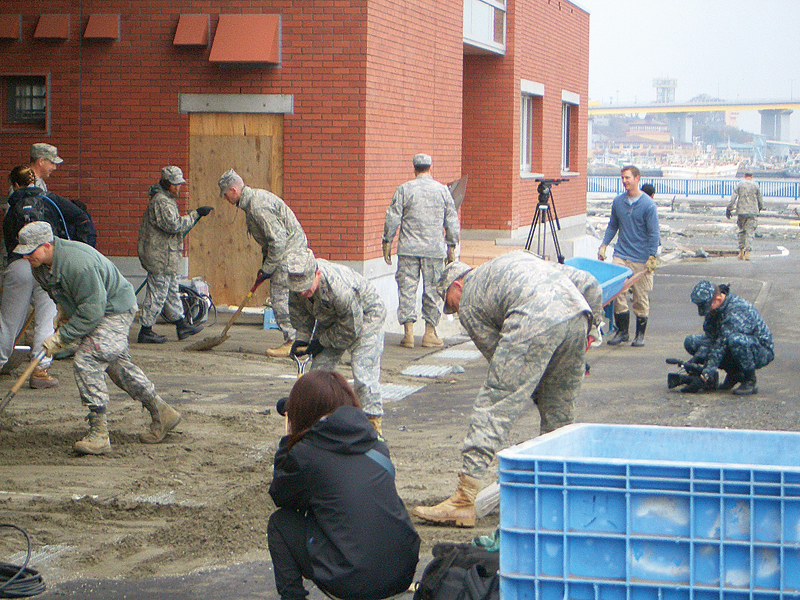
184, 334, 229, 352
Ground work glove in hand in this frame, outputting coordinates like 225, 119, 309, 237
597, 244, 607, 261
256, 269, 271, 284
196, 206, 214, 217
382, 241, 392, 266
290, 340, 308, 357
305, 340, 325, 357
446, 246, 456, 264
645, 255, 658, 273
53, 305, 68, 329
42, 330, 65, 357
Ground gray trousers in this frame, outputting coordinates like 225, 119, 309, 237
140, 273, 184, 327
74, 309, 161, 411
395, 255, 444, 326
0, 258, 55, 369
461, 313, 588, 478
737, 215, 757, 251
311, 329, 384, 417
270, 264, 295, 342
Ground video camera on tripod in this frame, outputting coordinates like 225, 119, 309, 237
665, 358, 717, 392
525, 178, 569, 262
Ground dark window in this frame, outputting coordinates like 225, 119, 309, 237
4, 75, 47, 131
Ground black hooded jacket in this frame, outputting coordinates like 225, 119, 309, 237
269, 406, 420, 600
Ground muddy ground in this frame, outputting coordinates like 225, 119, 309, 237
1, 200, 799, 589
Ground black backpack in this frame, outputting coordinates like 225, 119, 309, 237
12, 192, 69, 240
413, 543, 500, 600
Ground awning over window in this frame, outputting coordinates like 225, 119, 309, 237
209, 14, 280, 64
174, 14, 209, 46
0, 14, 21, 40
35, 14, 70, 39
84, 14, 119, 40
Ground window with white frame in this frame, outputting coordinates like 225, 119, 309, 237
561, 90, 580, 173
520, 80, 544, 175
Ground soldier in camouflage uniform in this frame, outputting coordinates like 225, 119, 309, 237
18, 221, 181, 455
137, 166, 213, 343
383, 154, 460, 348
683, 280, 773, 396
219, 169, 309, 358
726, 172, 763, 260
413, 250, 603, 527
285, 248, 387, 434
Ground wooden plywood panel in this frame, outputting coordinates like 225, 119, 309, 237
187, 113, 283, 306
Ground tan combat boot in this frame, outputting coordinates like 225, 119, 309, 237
30, 366, 59, 389
400, 322, 414, 348
266, 340, 293, 358
413, 473, 481, 527
421, 323, 443, 348
367, 415, 383, 435
744, 250, 751, 261
140, 397, 182, 444
74, 411, 111, 455
737, 249, 744, 260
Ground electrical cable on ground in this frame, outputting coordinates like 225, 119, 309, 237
0, 524, 46, 598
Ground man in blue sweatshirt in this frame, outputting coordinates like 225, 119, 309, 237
597, 166, 660, 347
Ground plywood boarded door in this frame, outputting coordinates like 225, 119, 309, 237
187, 113, 283, 307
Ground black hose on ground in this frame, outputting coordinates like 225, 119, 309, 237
0, 524, 46, 598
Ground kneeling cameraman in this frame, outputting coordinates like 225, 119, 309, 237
682, 280, 774, 395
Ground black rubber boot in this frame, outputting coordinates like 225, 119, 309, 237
175, 317, 203, 340
719, 369, 743, 391
606, 311, 630, 345
138, 325, 167, 344
732, 371, 758, 395
631, 316, 647, 347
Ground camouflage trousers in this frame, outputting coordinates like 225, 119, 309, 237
270, 264, 295, 342
684, 333, 774, 373
461, 313, 588, 478
612, 257, 653, 317
395, 255, 444, 326
737, 215, 757, 252
73, 308, 160, 411
140, 273, 184, 327
311, 329, 384, 417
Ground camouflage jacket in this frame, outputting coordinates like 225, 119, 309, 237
289, 258, 386, 350
695, 292, 774, 370
727, 179, 764, 217
383, 173, 460, 258
238, 186, 308, 276
458, 250, 592, 362
137, 185, 199, 275
553, 262, 604, 340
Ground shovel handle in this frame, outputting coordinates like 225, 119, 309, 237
219, 278, 267, 338
0, 350, 46, 416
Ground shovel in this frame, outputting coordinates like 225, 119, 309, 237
0, 349, 46, 417
0, 311, 36, 375
184, 276, 267, 352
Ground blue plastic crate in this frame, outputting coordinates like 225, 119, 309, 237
263, 308, 280, 330
497, 423, 800, 600
564, 257, 632, 305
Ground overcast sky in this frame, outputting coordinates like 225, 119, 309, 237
577, 0, 800, 139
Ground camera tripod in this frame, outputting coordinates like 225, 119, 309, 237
524, 178, 567, 263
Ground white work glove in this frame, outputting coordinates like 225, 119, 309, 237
382, 241, 392, 266
42, 330, 65, 357
597, 244, 607, 261
645, 255, 658, 273
446, 246, 456, 264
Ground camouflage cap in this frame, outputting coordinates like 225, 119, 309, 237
14, 221, 54, 255
31, 143, 63, 164
218, 169, 243, 197
412, 153, 432, 168
690, 280, 715, 316
286, 248, 318, 293
161, 166, 186, 185
437, 261, 472, 313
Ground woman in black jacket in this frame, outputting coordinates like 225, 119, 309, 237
268, 370, 420, 600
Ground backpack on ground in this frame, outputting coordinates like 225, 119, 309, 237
412, 543, 499, 600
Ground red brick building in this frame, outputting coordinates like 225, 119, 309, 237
0, 0, 589, 309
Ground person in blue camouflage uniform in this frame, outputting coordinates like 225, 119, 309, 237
726, 171, 764, 261
219, 169, 309, 358
684, 280, 773, 396
285, 248, 387, 434
413, 250, 603, 527
137, 166, 213, 343
383, 154, 460, 348
19, 221, 182, 456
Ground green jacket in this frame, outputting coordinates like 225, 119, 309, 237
32, 238, 137, 343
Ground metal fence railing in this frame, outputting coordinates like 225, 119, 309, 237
587, 176, 800, 200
